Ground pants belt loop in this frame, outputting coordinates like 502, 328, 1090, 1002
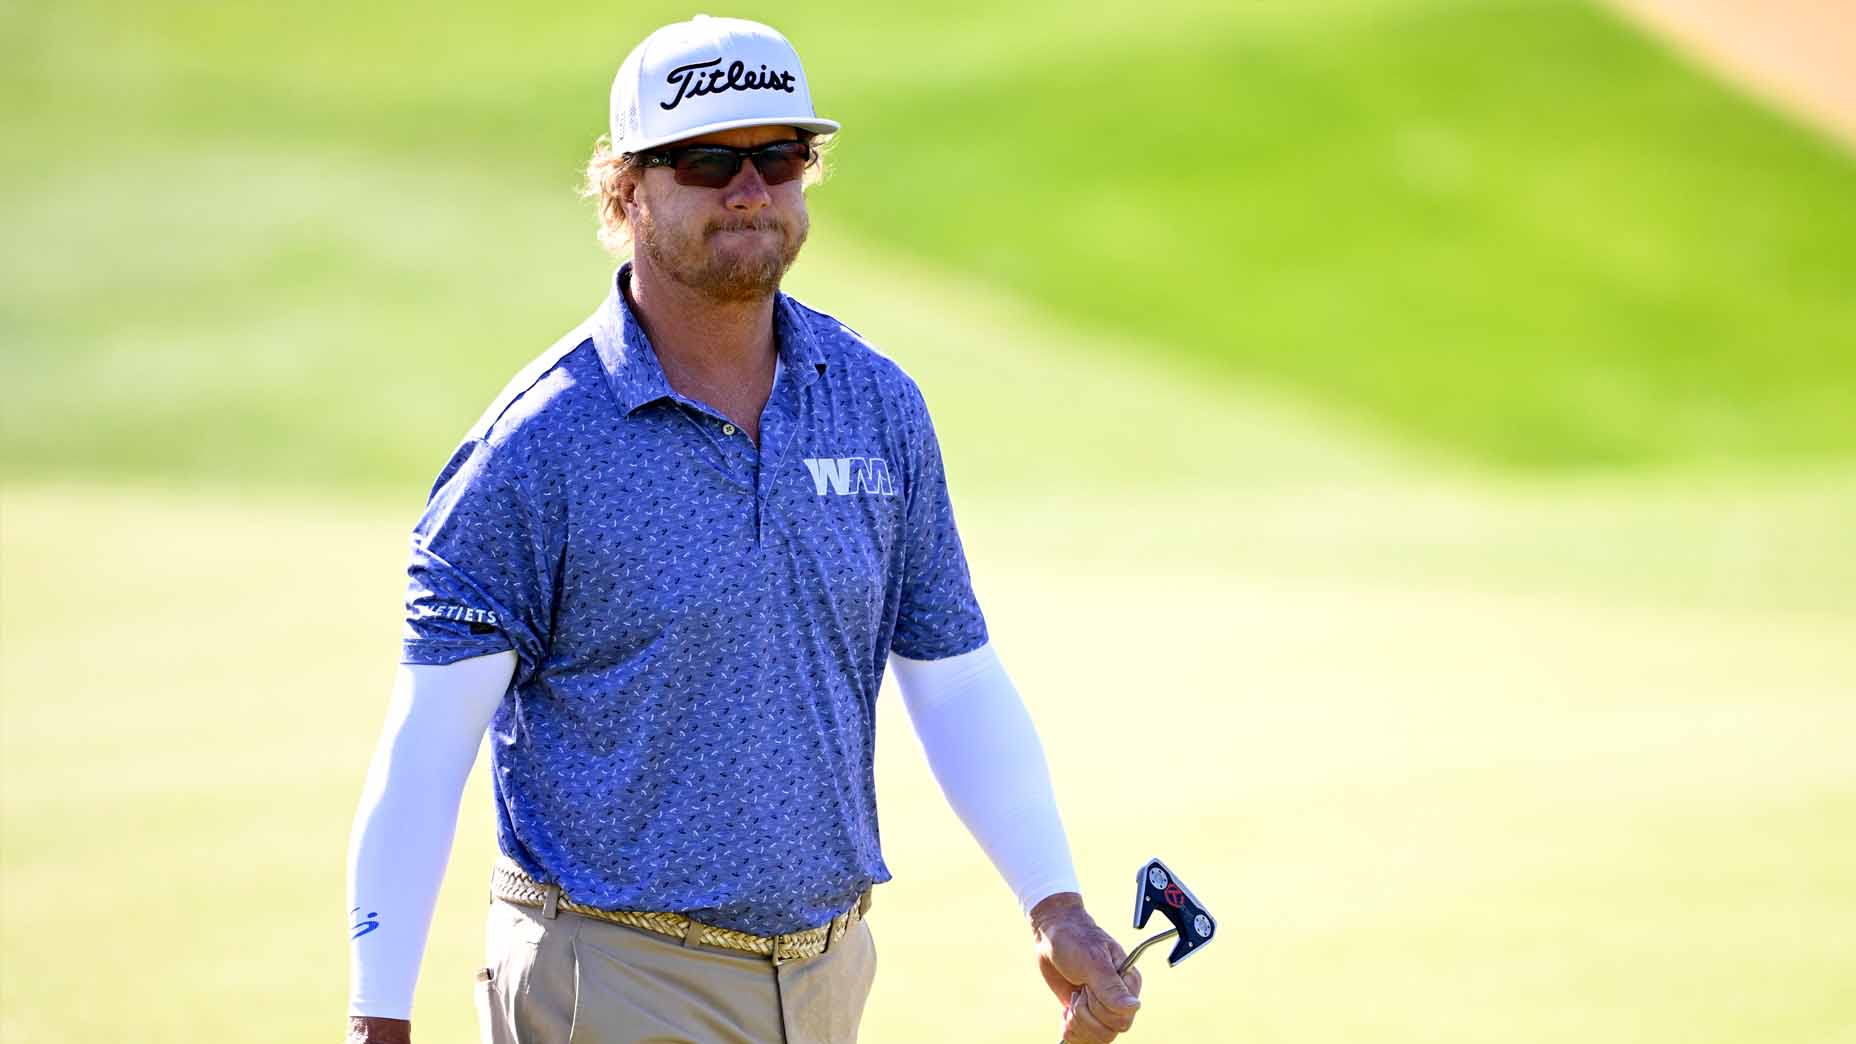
858, 889, 873, 916
540, 883, 561, 920
681, 915, 705, 948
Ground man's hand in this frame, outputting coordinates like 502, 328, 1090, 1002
346, 1016, 410, 1044
1030, 892, 1143, 1044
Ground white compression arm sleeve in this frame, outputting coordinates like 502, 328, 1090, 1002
346, 652, 513, 1019
890, 643, 1082, 917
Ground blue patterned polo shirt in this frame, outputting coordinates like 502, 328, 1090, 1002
400, 264, 988, 937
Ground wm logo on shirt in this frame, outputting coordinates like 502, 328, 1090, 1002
803, 457, 897, 496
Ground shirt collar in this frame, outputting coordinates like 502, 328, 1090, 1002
772, 291, 829, 388
591, 263, 828, 416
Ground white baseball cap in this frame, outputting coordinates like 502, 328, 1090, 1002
609, 15, 840, 154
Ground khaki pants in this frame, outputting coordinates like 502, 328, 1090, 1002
475, 898, 878, 1044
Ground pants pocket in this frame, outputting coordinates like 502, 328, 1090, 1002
480, 902, 577, 1043
852, 919, 878, 1034
475, 967, 501, 1044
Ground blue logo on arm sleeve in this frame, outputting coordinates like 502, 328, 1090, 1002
351, 907, 381, 939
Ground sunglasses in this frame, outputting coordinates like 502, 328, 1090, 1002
637, 140, 815, 189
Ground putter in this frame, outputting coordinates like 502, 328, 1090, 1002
1057, 858, 1216, 1042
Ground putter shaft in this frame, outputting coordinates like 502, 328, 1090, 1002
1117, 928, 1178, 974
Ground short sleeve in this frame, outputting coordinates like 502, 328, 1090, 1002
891, 386, 988, 660
401, 436, 553, 675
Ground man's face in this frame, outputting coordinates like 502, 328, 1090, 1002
626, 124, 811, 303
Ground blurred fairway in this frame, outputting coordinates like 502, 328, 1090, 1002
5, 464, 1854, 1043
5, 0, 1855, 485
4, 0, 1856, 1041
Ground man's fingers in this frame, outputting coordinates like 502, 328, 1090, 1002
1042, 917, 1144, 1040
1084, 952, 1141, 1015
1063, 989, 1123, 1044
1082, 983, 1139, 1034
1041, 959, 1077, 1004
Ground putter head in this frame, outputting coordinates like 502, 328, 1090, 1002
1132, 857, 1216, 966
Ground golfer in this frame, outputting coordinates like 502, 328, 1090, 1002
345, 16, 1142, 1044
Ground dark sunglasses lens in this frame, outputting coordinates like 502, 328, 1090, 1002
665, 142, 811, 188
751, 143, 811, 186
672, 150, 743, 188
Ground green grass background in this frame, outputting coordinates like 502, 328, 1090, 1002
3, 0, 1853, 1041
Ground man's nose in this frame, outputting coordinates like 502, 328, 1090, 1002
722, 159, 772, 211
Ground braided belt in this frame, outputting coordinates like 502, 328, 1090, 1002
490, 858, 870, 965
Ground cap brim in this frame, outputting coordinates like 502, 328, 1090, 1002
622, 115, 841, 154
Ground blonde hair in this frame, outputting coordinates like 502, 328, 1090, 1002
580, 132, 832, 256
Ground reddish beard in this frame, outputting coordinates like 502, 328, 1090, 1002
634, 207, 809, 303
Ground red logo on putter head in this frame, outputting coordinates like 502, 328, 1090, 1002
1163, 883, 1186, 908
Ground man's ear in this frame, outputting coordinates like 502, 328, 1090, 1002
617, 170, 643, 222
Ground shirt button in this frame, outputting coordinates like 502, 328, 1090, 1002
722, 423, 737, 436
